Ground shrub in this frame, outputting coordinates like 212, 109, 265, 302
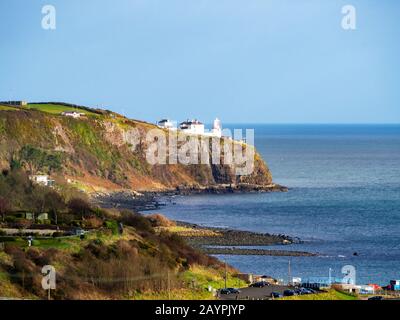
68, 197, 93, 220
104, 220, 119, 235
119, 210, 153, 234
147, 214, 176, 227
14, 218, 32, 230
5, 215, 17, 223
83, 217, 103, 229
52, 232, 64, 238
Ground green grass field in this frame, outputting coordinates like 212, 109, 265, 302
0, 104, 20, 111
26, 103, 98, 116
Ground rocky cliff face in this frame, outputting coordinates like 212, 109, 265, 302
0, 107, 273, 192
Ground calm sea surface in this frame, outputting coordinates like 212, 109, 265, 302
147, 124, 400, 285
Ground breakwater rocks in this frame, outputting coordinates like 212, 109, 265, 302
172, 221, 317, 257
202, 247, 317, 257
176, 221, 302, 247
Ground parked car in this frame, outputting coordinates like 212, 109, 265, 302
67, 227, 85, 236
297, 287, 312, 295
283, 290, 296, 296
271, 292, 283, 298
306, 288, 316, 294
226, 288, 241, 294
219, 288, 240, 295
250, 281, 267, 288
219, 289, 231, 295
368, 296, 384, 300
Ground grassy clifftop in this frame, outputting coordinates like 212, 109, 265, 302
0, 102, 273, 192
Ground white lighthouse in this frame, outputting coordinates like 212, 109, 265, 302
212, 117, 222, 137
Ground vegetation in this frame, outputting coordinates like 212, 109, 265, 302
0, 166, 242, 300
0, 101, 274, 299
0, 103, 273, 192
19, 145, 62, 174
26, 103, 98, 116
0, 168, 73, 223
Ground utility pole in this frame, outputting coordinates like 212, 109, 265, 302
288, 260, 291, 286
224, 261, 227, 289
167, 270, 171, 300
329, 268, 332, 285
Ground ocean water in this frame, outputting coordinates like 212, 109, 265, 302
148, 124, 400, 285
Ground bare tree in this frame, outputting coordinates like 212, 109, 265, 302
0, 196, 10, 222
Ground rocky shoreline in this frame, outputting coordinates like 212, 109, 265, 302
91, 183, 289, 211
172, 221, 317, 257
92, 185, 318, 257
175, 221, 300, 246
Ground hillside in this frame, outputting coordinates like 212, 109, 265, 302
0, 176, 244, 300
0, 102, 275, 193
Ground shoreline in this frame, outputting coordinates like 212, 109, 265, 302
171, 221, 317, 257
92, 185, 318, 257
91, 183, 289, 211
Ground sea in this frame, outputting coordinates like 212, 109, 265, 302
146, 124, 400, 286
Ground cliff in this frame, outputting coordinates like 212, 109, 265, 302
0, 103, 275, 193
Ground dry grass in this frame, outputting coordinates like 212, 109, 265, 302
156, 225, 221, 237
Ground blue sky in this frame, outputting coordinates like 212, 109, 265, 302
1, 0, 399, 123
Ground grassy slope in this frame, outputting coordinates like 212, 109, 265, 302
134, 265, 247, 300
0, 105, 20, 111
0, 226, 245, 300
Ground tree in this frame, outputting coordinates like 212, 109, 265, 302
68, 198, 92, 220
19, 145, 62, 174
19, 145, 44, 174
0, 196, 10, 222
30, 187, 47, 220
44, 190, 65, 225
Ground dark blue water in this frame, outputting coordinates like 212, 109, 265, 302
149, 125, 400, 285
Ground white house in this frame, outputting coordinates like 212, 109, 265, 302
157, 119, 176, 130
179, 119, 205, 135
61, 111, 85, 118
29, 174, 55, 187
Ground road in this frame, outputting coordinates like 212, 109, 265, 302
219, 285, 293, 300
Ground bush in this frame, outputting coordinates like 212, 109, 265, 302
68, 197, 93, 220
119, 210, 153, 234
38, 219, 51, 225
147, 214, 176, 227
58, 212, 75, 225
5, 215, 17, 223
14, 218, 32, 229
83, 217, 103, 229
104, 220, 119, 235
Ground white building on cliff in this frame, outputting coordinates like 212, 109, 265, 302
177, 118, 222, 137
179, 119, 205, 135
157, 119, 176, 130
